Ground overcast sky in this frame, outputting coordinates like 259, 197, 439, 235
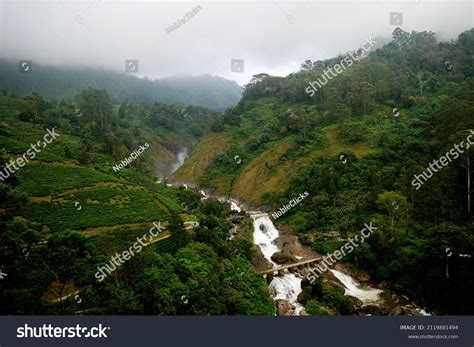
1, 0, 472, 85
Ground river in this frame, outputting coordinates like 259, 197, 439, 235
175, 184, 431, 316
244, 203, 431, 315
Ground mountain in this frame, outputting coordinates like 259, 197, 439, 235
0, 60, 243, 111
174, 28, 474, 314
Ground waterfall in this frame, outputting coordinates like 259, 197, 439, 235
249, 213, 280, 266
268, 273, 305, 315
249, 211, 304, 315
330, 269, 383, 305
169, 148, 188, 174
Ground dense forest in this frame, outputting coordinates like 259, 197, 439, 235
0, 89, 274, 314
0, 60, 242, 111
176, 28, 474, 314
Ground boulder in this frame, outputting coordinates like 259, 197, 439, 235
276, 300, 295, 316
389, 306, 403, 316
271, 251, 297, 265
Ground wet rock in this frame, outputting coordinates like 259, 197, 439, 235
251, 246, 273, 272
334, 263, 370, 282
300, 277, 311, 288
325, 307, 338, 316
400, 304, 427, 316
271, 251, 297, 264
348, 296, 363, 309
356, 304, 383, 315
389, 306, 403, 316
276, 300, 295, 316
297, 287, 312, 304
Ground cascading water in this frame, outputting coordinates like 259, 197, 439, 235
250, 213, 280, 266
249, 211, 305, 315
330, 269, 431, 315
172, 185, 431, 316
268, 273, 305, 315
330, 269, 383, 305
169, 148, 188, 174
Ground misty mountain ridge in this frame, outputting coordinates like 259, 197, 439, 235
0, 59, 243, 111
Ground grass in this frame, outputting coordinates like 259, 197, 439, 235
175, 105, 378, 204
17, 162, 117, 196
175, 132, 229, 182
232, 138, 295, 202
16, 183, 171, 232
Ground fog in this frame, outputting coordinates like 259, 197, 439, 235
1, 0, 472, 85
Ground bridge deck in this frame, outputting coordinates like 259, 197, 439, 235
258, 256, 323, 275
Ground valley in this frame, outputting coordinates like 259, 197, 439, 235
1, 27, 473, 316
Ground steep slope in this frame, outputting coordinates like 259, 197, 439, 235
0, 94, 274, 315
175, 28, 474, 314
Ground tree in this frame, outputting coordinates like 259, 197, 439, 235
75, 88, 113, 132
377, 191, 408, 236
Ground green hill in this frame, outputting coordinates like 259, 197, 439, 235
175, 28, 474, 314
0, 92, 273, 315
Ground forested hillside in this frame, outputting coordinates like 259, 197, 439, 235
0, 60, 243, 111
0, 91, 273, 315
175, 28, 474, 313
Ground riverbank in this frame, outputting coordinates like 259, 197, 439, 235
167, 181, 432, 316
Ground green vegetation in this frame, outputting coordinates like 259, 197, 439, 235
177, 28, 474, 314
299, 277, 352, 315
1, 27, 473, 316
0, 90, 273, 315
0, 61, 242, 111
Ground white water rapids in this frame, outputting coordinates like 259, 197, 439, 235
174, 185, 431, 316
249, 212, 305, 315
248, 211, 430, 315
330, 269, 383, 305
250, 213, 279, 266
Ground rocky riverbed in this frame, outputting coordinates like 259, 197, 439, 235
167, 182, 432, 316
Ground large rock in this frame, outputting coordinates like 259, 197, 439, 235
251, 245, 273, 272
271, 251, 297, 265
389, 306, 403, 316
276, 300, 295, 316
